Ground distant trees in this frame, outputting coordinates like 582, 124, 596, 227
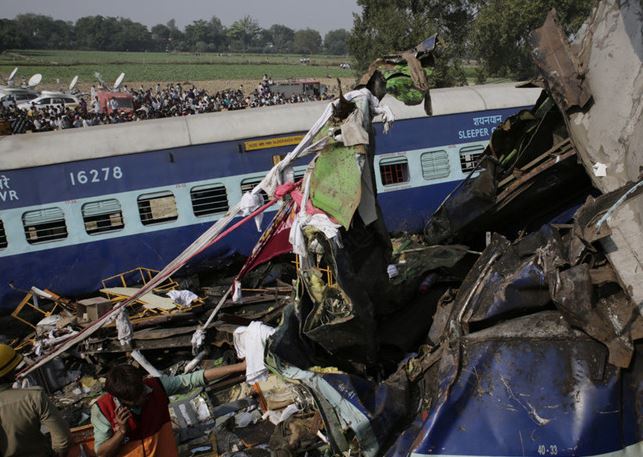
293, 29, 322, 54
324, 29, 350, 55
0, 13, 338, 56
269, 25, 295, 53
66, 16, 152, 51
472, 0, 596, 79
349, 0, 597, 82
349, 0, 471, 86
184, 17, 227, 52
227, 16, 262, 52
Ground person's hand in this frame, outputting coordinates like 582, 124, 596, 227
114, 406, 131, 436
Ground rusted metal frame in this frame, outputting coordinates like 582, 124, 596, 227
495, 149, 577, 206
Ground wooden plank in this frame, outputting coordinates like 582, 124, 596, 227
100, 287, 177, 311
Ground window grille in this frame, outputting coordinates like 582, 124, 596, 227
421, 150, 450, 180
294, 170, 306, 182
0, 219, 7, 249
82, 199, 124, 234
240, 178, 269, 204
23, 207, 68, 244
191, 184, 229, 217
460, 145, 485, 173
137, 191, 178, 225
379, 157, 409, 186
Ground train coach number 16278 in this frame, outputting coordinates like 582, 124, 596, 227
69, 167, 123, 186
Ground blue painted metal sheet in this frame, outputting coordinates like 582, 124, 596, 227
384, 314, 642, 457
0, 108, 522, 210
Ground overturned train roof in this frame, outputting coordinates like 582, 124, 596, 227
0, 82, 541, 171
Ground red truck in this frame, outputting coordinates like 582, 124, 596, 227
95, 91, 134, 114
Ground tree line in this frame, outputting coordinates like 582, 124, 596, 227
0, 14, 351, 55
1, 0, 597, 81
350, 0, 597, 82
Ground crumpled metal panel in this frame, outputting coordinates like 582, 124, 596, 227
443, 229, 560, 330
529, 9, 592, 111
534, 0, 643, 312
386, 312, 642, 457
266, 359, 412, 457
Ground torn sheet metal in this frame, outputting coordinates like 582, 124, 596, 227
563, 0, 643, 192
530, 0, 643, 312
266, 356, 411, 457
386, 312, 642, 457
570, 179, 643, 313
529, 9, 592, 111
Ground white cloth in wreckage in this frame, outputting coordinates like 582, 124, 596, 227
277, 88, 395, 257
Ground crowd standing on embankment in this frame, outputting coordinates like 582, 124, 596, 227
0, 76, 334, 135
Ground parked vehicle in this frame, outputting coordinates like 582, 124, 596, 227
0, 88, 39, 108
18, 93, 81, 111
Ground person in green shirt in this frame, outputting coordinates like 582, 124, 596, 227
0, 344, 71, 457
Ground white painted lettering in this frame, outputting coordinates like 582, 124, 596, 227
0, 175, 10, 190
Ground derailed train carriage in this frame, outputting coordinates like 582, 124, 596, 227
0, 83, 539, 310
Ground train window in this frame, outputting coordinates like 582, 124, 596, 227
191, 184, 229, 217
23, 207, 68, 244
421, 150, 450, 180
294, 170, 306, 182
137, 191, 178, 226
240, 178, 269, 204
379, 157, 409, 186
0, 219, 7, 249
460, 145, 485, 173
82, 199, 124, 235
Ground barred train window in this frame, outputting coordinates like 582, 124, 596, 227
240, 178, 269, 205
460, 145, 485, 173
0, 219, 7, 249
137, 191, 178, 226
82, 199, 124, 235
191, 184, 229, 217
23, 207, 68, 244
421, 150, 450, 180
379, 157, 409, 186
294, 170, 306, 182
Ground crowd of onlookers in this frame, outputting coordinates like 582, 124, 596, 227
0, 75, 334, 134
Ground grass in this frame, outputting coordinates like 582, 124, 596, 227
0, 49, 353, 83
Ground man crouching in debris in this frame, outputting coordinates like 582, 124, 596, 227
0, 344, 71, 457
93, 361, 246, 457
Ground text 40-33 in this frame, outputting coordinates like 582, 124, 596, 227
69, 167, 123, 186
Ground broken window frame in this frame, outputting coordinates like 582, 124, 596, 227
240, 178, 269, 204
22, 207, 68, 244
379, 156, 410, 186
420, 150, 450, 180
82, 199, 125, 235
190, 183, 229, 217
459, 145, 485, 173
0, 219, 7, 249
137, 191, 179, 226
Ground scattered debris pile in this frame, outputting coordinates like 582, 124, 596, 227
3, 1, 641, 456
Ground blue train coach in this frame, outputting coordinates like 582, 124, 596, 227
0, 83, 540, 310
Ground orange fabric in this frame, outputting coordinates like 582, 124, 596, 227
111, 421, 178, 457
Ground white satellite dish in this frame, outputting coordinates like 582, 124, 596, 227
8, 67, 18, 82
69, 75, 79, 92
113, 72, 125, 91
28, 73, 42, 88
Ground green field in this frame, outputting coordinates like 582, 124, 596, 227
0, 50, 353, 83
